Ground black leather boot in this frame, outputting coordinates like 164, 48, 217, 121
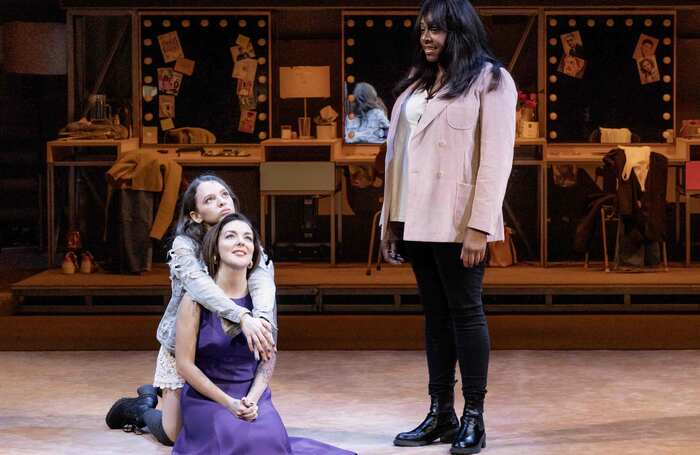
105, 385, 158, 430
450, 394, 486, 454
393, 394, 459, 447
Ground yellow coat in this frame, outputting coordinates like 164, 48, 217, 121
107, 150, 182, 240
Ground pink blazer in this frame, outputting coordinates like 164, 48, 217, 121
380, 64, 516, 243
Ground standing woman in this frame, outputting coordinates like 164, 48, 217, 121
381, 1, 516, 454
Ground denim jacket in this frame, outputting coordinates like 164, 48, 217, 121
156, 235, 277, 353
344, 108, 390, 144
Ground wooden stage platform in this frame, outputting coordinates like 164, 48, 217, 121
10, 263, 700, 314
5, 263, 700, 350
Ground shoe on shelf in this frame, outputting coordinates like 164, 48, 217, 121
61, 252, 78, 274
79, 251, 96, 274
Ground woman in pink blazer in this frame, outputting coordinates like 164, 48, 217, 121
380, 1, 516, 453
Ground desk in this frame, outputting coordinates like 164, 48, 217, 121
46, 140, 262, 265
46, 138, 139, 265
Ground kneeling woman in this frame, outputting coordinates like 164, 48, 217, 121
173, 213, 354, 455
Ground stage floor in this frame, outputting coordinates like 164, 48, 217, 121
1, 350, 699, 454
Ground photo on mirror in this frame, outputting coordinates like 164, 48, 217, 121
633, 34, 659, 60
560, 31, 584, 57
159, 95, 175, 118
637, 55, 660, 85
157, 31, 184, 63
558, 54, 586, 79
157, 68, 183, 95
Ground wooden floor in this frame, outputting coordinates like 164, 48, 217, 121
2, 350, 700, 454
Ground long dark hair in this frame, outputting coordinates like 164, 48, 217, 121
350, 82, 388, 117
395, 0, 503, 100
174, 175, 239, 255
202, 212, 261, 279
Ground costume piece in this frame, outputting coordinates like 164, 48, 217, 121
598, 127, 632, 144
604, 148, 668, 267
106, 149, 183, 240
619, 146, 651, 191
344, 108, 390, 144
173, 296, 355, 455
153, 345, 185, 390
389, 89, 428, 223
403, 241, 489, 397
379, 64, 516, 243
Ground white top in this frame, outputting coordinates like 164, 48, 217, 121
620, 145, 651, 191
389, 89, 429, 222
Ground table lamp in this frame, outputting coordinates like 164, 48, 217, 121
279, 66, 330, 139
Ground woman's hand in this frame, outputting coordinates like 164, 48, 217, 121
240, 314, 276, 361
227, 396, 258, 421
461, 227, 487, 268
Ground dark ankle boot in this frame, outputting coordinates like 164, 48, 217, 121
105, 386, 158, 430
393, 394, 459, 447
136, 384, 159, 406
450, 394, 486, 454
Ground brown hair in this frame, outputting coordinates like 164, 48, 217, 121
202, 212, 261, 279
173, 174, 239, 256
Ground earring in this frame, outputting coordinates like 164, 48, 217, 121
248, 261, 254, 269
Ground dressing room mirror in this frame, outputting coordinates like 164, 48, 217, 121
342, 12, 416, 145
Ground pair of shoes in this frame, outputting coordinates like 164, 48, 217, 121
105, 384, 159, 430
394, 392, 486, 454
393, 393, 459, 447
61, 251, 97, 274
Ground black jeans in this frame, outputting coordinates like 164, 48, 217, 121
404, 241, 490, 400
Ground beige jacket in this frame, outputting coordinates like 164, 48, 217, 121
380, 64, 516, 243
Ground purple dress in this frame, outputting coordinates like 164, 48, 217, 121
172, 295, 355, 455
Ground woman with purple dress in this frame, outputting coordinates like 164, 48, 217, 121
173, 212, 355, 455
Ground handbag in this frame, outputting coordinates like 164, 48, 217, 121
488, 226, 517, 267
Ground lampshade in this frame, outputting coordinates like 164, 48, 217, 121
279, 66, 330, 99
1, 21, 67, 75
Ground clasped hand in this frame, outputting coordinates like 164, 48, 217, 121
240, 314, 276, 361
228, 396, 258, 421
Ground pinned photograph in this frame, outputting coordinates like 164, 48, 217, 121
236, 79, 254, 97
233, 58, 257, 82
159, 95, 175, 118
558, 54, 586, 79
560, 31, 584, 57
157, 31, 184, 63
142, 126, 158, 144
161, 118, 175, 131
239, 96, 257, 111
637, 56, 660, 85
633, 34, 659, 60
235, 34, 251, 49
157, 68, 183, 95
238, 109, 257, 134
174, 58, 195, 76
230, 43, 255, 63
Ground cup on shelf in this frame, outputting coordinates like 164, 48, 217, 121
281, 124, 292, 140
